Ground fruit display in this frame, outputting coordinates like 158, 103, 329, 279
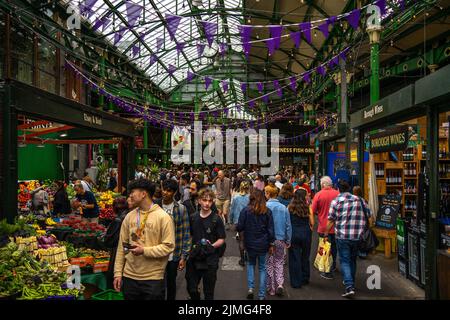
0, 242, 83, 299
16, 236, 38, 253
97, 190, 115, 209
99, 207, 115, 220
45, 217, 57, 226
35, 246, 70, 268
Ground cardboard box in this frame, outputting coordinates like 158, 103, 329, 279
93, 262, 109, 273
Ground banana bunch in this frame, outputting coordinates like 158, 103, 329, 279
45, 218, 57, 226
16, 236, 38, 252
35, 247, 70, 268
27, 180, 38, 191
99, 191, 114, 206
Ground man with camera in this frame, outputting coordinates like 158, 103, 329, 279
185, 188, 226, 300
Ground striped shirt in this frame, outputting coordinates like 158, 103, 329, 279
328, 192, 369, 241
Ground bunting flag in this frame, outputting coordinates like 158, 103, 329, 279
318, 21, 329, 39
290, 31, 301, 48
125, 1, 143, 27
187, 71, 195, 82
277, 88, 283, 97
201, 21, 217, 47
168, 64, 176, 76
240, 82, 247, 93
377, 0, 387, 16
328, 55, 340, 69
176, 42, 185, 55
262, 94, 269, 104
265, 37, 277, 56
270, 25, 283, 50
242, 42, 252, 58
114, 27, 127, 45
219, 42, 228, 56
329, 16, 337, 25
165, 14, 182, 41
149, 54, 157, 67
80, 0, 97, 18
273, 80, 280, 90
156, 37, 164, 51
92, 17, 111, 32
300, 22, 312, 44
317, 65, 326, 76
196, 43, 206, 58
302, 71, 311, 84
249, 100, 255, 108
289, 76, 297, 91
132, 45, 140, 57
339, 50, 348, 63
400, 0, 405, 10
205, 76, 212, 90
222, 80, 229, 93
257, 82, 264, 93
346, 9, 361, 30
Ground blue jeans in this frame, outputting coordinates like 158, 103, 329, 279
247, 253, 267, 299
319, 233, 337, 272
336, 239, 360, 289
289, 223, 312, 288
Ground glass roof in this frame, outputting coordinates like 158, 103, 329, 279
63, 0, 244, 92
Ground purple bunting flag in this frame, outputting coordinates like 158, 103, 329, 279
156, 37, 164, 51
400, 0, 405, 10
196, 43, 206, 58
339, 50, 348, 63
219, 42, 228, 56
346, 9, 361, 30
377, 0, 387, 16
176, 42, 185, 55
125, 1, 143, 27
222, 80, 229, 93
318, 22, 329, 39
240, 82, 247, 93
289, 76, 297, 91
265, 37, 277, 56
328, 55, 340, 69
205, 77, 212, 90
317, 65, 326, 76
242, 42, 252, 58
270, 25, 283, 50
165, 14, 182, 41
80, 0, 97, 18
249, 100, 255, 108
273, 80, 280, 90
257, 82, 264, 93
239, 25, 253, 43
132, 45, 140, 57
92, 17, 111, 32
114, 27, 127, 45
201, 21, 218, 47
329, 16, 337, 26
262, 94, 269, 104
302, 71, 311, 84
187, 71, 195, 82
168, 64, 176, 76
300, 22, 312, 44
277, 88, 283, 97
149, 54, 157, 67
290, 31, 301, 48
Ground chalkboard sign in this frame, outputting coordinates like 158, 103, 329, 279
375, 194, 401, 229
369, 125, 409, 153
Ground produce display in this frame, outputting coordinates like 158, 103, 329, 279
0, 242, 83, 299
37, 235, 59, 249
16, 236, 38, 253
35, 246, 70, 268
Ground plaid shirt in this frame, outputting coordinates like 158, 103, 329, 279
155, 201, 191, 261
328, 193, 369, 241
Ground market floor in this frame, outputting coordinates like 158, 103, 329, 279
174, 228, 425, 300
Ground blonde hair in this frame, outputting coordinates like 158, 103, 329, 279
265, 185, 279, 198
198, 188, 216, 200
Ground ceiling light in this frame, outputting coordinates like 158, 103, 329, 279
60, 133, 68, 137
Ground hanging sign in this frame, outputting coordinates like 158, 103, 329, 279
350, 149, 358, 162
270, 146, 315, 154
375, 194, 401, 230
369, 125, 408, 153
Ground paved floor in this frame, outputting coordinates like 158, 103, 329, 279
175, 229, 425, 300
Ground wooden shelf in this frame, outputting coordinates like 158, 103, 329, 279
405, 194, 418, 196
387, 185, 403, 187
402, 161, 418, 163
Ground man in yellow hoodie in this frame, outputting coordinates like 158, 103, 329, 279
114, 179, 175, 300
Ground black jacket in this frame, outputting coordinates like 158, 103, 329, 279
53, 187, 71, 215
237, 207, 275, 256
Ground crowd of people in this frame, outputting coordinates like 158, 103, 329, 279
99, 165, 374, 300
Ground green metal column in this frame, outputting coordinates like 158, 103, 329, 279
99, 55, 105, 110
358, 129, 365, 195
143, 121, 148, 166
425, 105, 439, 300
1, 82, 18, 223
370, 42, 380, 104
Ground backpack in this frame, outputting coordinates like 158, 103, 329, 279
192, 213, 226, 258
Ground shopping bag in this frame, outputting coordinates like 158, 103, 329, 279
313, 237, 333, 273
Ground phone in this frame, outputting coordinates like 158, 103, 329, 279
123, 242, 137, 250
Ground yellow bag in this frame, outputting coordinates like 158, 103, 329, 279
313, 237, 333, 273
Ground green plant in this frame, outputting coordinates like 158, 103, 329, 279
147, 163, 160, 183
96, 161, 109, 192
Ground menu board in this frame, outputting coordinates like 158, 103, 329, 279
375, 194, 401, 229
